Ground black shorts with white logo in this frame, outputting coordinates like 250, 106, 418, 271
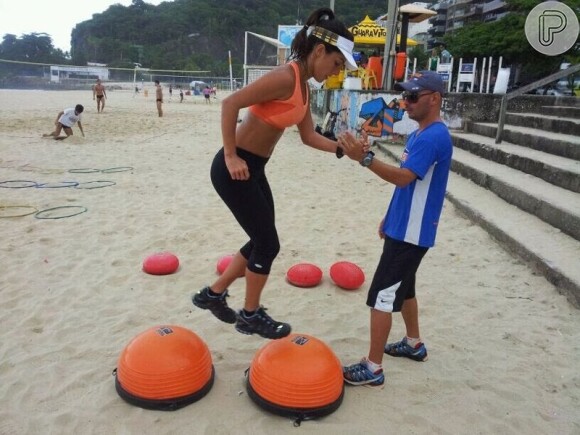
366, 236, 428, 313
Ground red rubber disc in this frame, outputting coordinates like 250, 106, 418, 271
329, 261, 365, 290
286, 263, 323, 288
143, 252, 180, 275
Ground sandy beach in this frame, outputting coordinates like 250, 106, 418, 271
0, 87, 578, 434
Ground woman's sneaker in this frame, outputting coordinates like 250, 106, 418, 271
384, 337, 428, 361
192, 287, 237, 324
235, 307, 291, 339
343, 358, 385, 386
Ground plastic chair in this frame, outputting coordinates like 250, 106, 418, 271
366, 70, 379, 89
366, 56, 383, 88
359, 68, 378, 90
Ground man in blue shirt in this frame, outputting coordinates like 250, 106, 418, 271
340, 71, 453, 386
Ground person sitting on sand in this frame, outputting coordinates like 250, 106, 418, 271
43, 104, 85, 140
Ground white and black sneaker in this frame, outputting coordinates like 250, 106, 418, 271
192, 286, 237, 324
235, 307, 291, 339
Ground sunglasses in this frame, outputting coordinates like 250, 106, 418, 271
401, 91, 436, 103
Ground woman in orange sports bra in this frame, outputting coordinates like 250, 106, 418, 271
192, 7, 362, 339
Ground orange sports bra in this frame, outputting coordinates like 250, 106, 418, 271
248, 62, 309, 130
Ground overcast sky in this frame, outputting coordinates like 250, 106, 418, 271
0, 0, 168, 52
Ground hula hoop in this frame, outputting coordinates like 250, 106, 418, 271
35, 206, 88, 220
37, 181, 79, 188
69, 168, 101, 174
101, 166, 134, 173
19, 166, 63, 174
0, 180, 38, 188
0, 205, 39, 218
75, 180, 116, 189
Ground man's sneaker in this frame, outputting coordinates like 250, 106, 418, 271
343, 358, 385, 386
384, 337, 428, 361
235, 307, 291, 339
192, 287, 237, 324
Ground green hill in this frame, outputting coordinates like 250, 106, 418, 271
70, 0, 389, 76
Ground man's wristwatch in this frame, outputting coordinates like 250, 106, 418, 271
360, 151, 375, 167
336, 145, 344, 159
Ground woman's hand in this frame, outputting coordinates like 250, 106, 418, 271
337, 130, 369, 163
225, 154, 250, 180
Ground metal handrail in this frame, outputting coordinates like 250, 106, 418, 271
495, 63, 580, 144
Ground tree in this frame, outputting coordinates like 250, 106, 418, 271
0, 33, 68, 64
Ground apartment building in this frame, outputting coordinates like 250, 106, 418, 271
427, 0, 508, 49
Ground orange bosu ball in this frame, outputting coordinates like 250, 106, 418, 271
246, 334, 344, 424
142, 252, 180, 275
286, 263, 323, 288
115, 325, 214, 411
329, 261, 365, 290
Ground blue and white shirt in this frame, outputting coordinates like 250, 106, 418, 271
383, 121, 453, 247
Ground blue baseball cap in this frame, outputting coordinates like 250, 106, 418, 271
394, 71, 446, 95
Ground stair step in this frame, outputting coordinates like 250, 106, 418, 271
375, 142, 580, 307
505, 112, 580, 136
378, 143, 580, 241
447, 172, 580, 308
467, 122, 580, 160
541, 105, 580, 119
451, 131, 580, 193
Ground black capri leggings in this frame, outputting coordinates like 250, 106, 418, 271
210, 147, 280, 275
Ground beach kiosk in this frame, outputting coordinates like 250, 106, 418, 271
325, 16, 419, 90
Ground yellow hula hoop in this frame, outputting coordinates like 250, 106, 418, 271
0, 205, 39, 218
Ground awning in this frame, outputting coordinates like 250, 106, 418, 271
247, 31, 288, 49
399, 5, 437, 23
348, 16, 418, 46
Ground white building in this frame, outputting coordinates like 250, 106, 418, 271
50, 65, 109, 83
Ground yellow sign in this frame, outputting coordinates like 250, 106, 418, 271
349, 16, 418, 46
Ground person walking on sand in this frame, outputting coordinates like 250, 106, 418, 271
203, 85, 212, 104
43, 104, 85, 140
155, 80, 163, 117
93, 79, 107, 113
192, 7, 360, 340
341, 71, 453, 386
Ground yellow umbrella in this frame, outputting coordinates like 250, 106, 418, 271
348, 15, 418, 46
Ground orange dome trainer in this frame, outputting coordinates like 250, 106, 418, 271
114, 325, 214, 411
246, 333, 344, 424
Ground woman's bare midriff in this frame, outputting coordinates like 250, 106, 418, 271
235, 112, 285, 158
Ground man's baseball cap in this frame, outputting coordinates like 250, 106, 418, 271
394, 71, 446, 95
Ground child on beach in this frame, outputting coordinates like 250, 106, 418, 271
203, 85, 211, 103
192, 7, 361, 339
42, 104, 85, 140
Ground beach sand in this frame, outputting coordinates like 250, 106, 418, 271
0, 88, 578, 435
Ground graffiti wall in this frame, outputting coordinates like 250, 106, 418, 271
321, 89, 420, 143
312, 89, 577, 145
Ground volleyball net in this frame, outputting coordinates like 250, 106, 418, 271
243, 31, 289, 86
0, 58, 240, 90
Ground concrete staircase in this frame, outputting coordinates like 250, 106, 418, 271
376, 104, 580, 307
